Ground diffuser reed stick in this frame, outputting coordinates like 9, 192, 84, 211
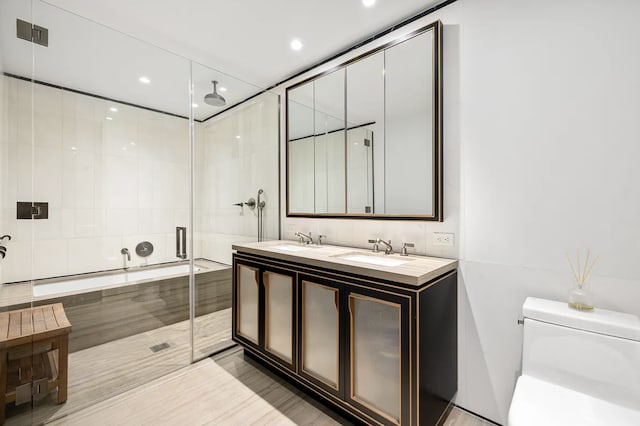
566, 249, 599, 288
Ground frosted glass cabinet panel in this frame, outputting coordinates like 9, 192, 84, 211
237, 264, 259, 344
301, 280, 340, 390
349, 294, 402, 424
264, 271, 293, 363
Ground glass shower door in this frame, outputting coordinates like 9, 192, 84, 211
18, 1, 194, 423
0, 0, 39, 424
1, 0, 282, 422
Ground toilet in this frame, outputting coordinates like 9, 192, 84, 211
508, 297, 640, 426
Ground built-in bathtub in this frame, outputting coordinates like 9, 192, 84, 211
19, 260, 232, 352
33, 263, 204, 298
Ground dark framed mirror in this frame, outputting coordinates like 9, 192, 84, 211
286, 20, 442, 221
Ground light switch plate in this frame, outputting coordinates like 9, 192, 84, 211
433, 232, 455, 246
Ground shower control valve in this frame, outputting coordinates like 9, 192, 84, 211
244, 198, 256, 209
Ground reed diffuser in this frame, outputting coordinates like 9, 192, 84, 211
565, 249, 598, 310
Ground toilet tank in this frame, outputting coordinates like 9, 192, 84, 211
521, 297, 640, 411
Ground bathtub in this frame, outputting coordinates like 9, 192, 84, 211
33, 263, 204, 298
25, 260, 231, 353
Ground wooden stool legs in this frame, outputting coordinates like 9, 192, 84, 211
53, 338, 68, 404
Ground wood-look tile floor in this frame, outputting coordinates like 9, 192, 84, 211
5, 309, 232, 426
45, 346, 491, 426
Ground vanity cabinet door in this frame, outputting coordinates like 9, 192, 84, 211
346, 288, 410, 426
263, 268, 296, 371
234, 261, 261, 349
298, 275, 344, 398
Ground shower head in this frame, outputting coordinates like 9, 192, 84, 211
204, 80, 226, 107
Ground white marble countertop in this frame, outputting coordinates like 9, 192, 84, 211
232, 240, 458, 286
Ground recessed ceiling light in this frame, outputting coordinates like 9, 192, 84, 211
71, 146, 77, 151
290, 39, 303, 51
110, 107, 118, 112
235, 135, 241, 139
192, 103, 199, 108
138, 76, 151, 84
219, 87, 227, 92
106, 116, 113, 120
130, 142, 136, 146
362, 0, 375, 6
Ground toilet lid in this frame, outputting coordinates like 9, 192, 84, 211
508, 375, 640, 426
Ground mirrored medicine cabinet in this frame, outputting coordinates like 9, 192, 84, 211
286, 20, 443, 221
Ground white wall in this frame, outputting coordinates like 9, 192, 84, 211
277, 0, 640, 423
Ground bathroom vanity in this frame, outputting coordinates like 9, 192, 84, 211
232, 240, 457, 426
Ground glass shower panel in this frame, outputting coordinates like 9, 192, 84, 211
0, 0, 37, 423
19, 1, 193, 423
192, 62, 279, 359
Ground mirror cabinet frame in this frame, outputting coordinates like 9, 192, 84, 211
285, 20, 443, 221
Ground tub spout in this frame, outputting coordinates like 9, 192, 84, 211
121, 248, 131, 261
120, 248, 131, 269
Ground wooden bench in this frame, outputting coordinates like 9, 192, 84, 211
0, 303, 71, 423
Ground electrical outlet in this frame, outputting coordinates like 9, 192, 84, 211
433, 232, 455, 246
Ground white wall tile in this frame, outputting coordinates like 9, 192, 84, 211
137, 159, 154, 208
68, 236, 122, 274
0, 239, 32, 283
105, 208, 139, 236
103, 156, 139, 208
33, 239, 68, 279
74, 209, 104, 237
151, 209, 174, 234
151, 160, 176, 209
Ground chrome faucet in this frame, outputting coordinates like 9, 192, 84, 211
400, 242, 414, 256
377, 239, 393, 254
121, 248, 131, 268
295, 232, 313, 244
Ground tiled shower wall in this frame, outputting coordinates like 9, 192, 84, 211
194, 93, 280, 265
0, 76, 279, 283
0, 75, 189, 283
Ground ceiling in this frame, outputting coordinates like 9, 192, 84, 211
1, 0, 444, 120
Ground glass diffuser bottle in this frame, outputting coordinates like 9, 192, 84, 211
566, 249, 597, 311
568, 282, 594, 310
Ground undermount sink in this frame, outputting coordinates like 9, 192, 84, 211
332, 252, 413, 267
273, 244, 316, 252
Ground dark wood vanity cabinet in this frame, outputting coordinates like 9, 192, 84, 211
232, 252, 457, 426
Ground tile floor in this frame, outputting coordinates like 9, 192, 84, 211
5, 309, 232, 425
45, 347, 493, 425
